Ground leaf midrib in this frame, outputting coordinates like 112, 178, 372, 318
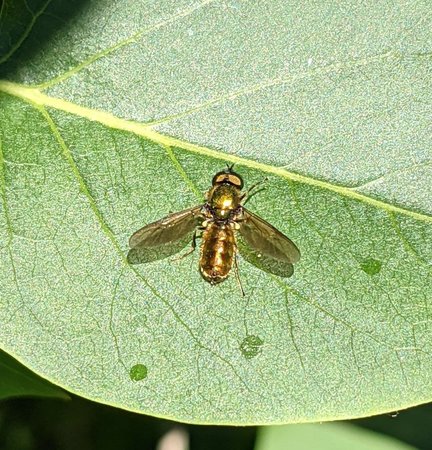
0, 80, 430, 223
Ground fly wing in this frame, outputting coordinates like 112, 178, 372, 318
239, 208, 300, 263
129, 206, 202, 248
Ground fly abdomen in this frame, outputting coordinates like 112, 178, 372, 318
200, 222, 235, 284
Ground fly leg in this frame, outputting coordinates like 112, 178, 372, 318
241, 178, 268, 205
234, 252, 245, 297
171, 229, 200, 261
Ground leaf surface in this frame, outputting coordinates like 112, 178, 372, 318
0, 0, 431, 424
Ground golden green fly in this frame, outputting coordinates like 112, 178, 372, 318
129, 166, 300, 294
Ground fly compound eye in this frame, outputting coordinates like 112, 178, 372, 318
228, 173, 243, 189
212, 171, 229, 186
212, 169, 244, 188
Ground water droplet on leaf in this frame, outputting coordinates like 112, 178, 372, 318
360, 257, 382, 275
130, 364, 148, 381
240, 335, 264, 359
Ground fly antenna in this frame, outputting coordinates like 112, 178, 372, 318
226, 163, 235, 172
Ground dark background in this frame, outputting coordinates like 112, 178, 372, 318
1, 395, 431, 450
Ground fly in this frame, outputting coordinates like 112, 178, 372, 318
129, 166, 300, 295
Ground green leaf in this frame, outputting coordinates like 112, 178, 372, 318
0, 0, 43, 63
0, 350, 68, 400
0, 0, 431, 424
255, 423, 417, 450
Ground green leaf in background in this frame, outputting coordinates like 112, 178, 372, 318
0, 350, 68, 400
255, 423, 417, 450
0, 0, 431, 424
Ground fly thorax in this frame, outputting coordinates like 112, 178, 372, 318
209, 184, 240, 219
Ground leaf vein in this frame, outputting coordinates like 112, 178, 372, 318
0, 82, 431, 224
0, 131, 23, 310
164, 144, 203, 200
388, 212, 430, 267
144, 49, 398, 128
36, 0, 218, 89
349, 160, 432, 189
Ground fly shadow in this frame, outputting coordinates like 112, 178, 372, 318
127, 234, 193, 265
